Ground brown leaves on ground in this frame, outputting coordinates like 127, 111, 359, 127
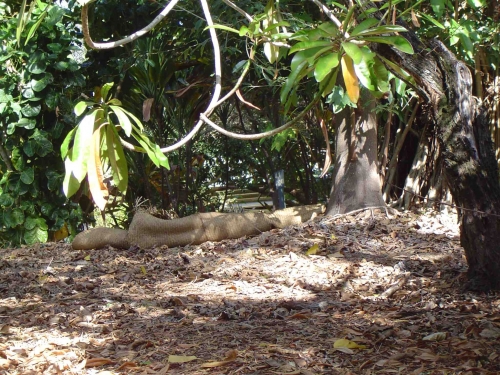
0, 208, 499, 374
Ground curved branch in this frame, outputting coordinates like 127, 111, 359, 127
81, 0, 180, 50
200, 94, 322, 141
159, 0, 222, 153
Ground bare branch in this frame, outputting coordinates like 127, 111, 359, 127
81, 0, 180, 50
200, 94, 321, 141
160, 0, 222, 153
308, 0, 343, 29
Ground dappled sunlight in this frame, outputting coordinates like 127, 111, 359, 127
1, 209, 499, 374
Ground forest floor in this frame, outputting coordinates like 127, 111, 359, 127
1, 208, 499, 375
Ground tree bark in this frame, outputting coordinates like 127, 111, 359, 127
375, 34, 500, 290
326, 90, 385, 215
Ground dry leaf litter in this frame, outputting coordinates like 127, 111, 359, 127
0, 208, 499, 374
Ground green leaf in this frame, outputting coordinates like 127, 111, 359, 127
0, 194, 15, 207
430, 0, 445, 17
71, 108, 100, 182
22, 87, 36, 99
12, 148, 25, 171
21, 103, 41, 117
100, 82, 114, 102
24, 225, 48, 244
31, 129, 53, 157
290, 46, 331, 72
290, 40, 333, 54
314, 52, 340, 82
352, 25, 407, 37
46, 170, 61, 191
280, 60, 308, 105
31, 73, 54, 92
350, 18, 379, 37
74, 101, 89, 116
419, 13, 445, 29
27, 51, 48, 73
109, 105, 133, 137
25, 8, 48, 45
54, 61, 69, 71
60, 127, 77, 159
20, 167, 34, 185
16, 118, 36, 130
62, 157, 81, 198
10, 208, 25, 227
361, 36, 414, 54
105, 126, 128, 193
342, 42, 363, 64
317, 22, 339, 37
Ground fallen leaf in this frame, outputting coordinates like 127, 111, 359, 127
333, 338, 367, 350
168, 355, 197, 363
200, 349, 238, 368
84, 358, 115, 367
306, 243, 319, 255
422, 332, 447, 341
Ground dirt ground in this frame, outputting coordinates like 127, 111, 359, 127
1, 208, 499, 374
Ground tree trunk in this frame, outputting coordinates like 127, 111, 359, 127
376, 35, 500, 290
326, 90, 385, 215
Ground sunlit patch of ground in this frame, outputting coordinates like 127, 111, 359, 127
1, 208, 499, 374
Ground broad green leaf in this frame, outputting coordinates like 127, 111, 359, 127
16, 118, 36, 130
314, 52, 340, 82
341, 54, 359, 103
430, 0, 445, 17
263, 42, 280, 64
74, 101, 89, 116
352, 25, 407, 37
342, 42, 363, 64
0, 194, 15, 207
154, 144, 170, 169
24, 216, 48, 231
54, 61, 69, 70
106, 126, 128, 193
290, 40, 332, 54
280, 60, 308, 105
20, 167, 34, 185
24, 225, 48, 244
10, 209, 25, 227
361, 36, 414, 54
27, 53, 47, 74
62, 158, 81, 198
114, 106, 144, 132
21, 103, 41, 117
350, 18, 379, 37
101, 82, 113, 102
31, 129, 53, 157
31, 73, 54, 92
12, 148, 25, 171
317, 22, 339, 37
60, 127, 77, 159
290, 46, 331, 72
109, 105, 133, 137
87, 129, 107, 210
72, 108, 101, 182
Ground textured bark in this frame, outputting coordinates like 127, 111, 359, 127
374, 32, 500, 291
326, 91, 385, 215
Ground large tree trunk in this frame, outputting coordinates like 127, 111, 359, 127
326, 90, 385, 215
375, 33, 500, 290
